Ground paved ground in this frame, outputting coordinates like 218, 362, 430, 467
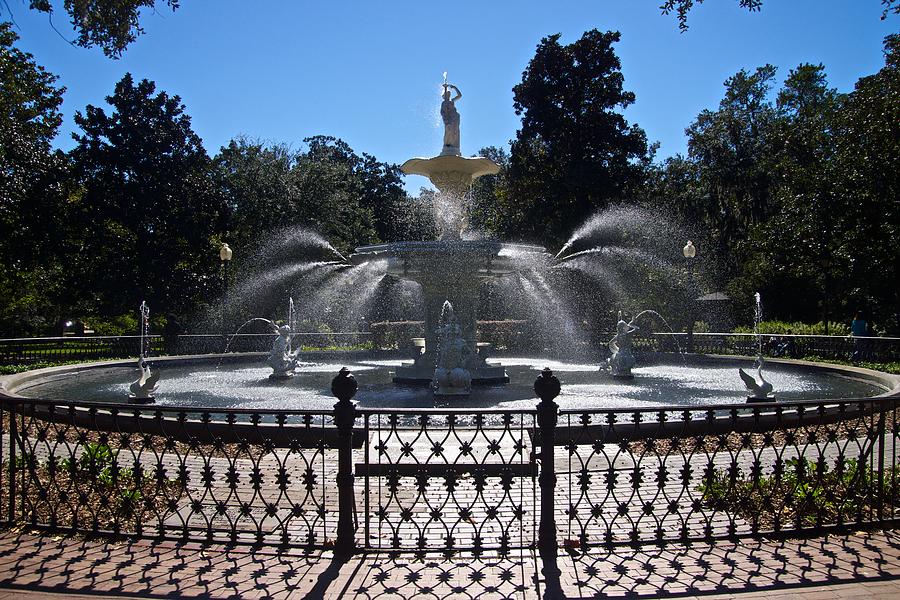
0, 527, 898, 599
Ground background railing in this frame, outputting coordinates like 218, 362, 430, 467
653, 332, 900, 362
0, 332, 374, 364
1, 370, 897, 557
2, 331, 899, 366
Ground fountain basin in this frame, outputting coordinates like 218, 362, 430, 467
3, 354, 895, 413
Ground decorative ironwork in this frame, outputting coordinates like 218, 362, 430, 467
0, 372, 897, 558
357, 409, 537, 553
558, 398, 899, 548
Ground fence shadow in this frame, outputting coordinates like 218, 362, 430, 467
556, 530, 900, 598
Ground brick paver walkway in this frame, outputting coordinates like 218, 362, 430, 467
0, 527, 898, 598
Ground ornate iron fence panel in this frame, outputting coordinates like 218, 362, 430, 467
1, 399, 337, 548
1, 390, 897, 554
357, 409, 537, 553
558, 398, 899, 548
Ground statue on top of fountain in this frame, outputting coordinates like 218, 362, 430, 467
400, 74, 500, 240
433, 301, 472, 395
440, 83, 462, 156
267, 324, 302, 379
607, 311, 638, 378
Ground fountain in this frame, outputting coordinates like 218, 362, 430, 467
351, 77, 551, 386
3, 78, 894, 413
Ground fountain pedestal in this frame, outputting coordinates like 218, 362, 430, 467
352, 241, 549, 385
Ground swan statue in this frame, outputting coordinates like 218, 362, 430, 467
129, 357, 159, 402
739, 357, 774, 401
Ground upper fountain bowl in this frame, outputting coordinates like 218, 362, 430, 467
400, 155, 500, 193
349, 240, 550, 280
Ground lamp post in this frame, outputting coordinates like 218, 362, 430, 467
683, 240, 697, 353
219, 243, 233, 337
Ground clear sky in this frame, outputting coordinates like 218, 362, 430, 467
7, 1, 897, 191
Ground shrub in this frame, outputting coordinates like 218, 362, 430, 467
733, 320, 849, 336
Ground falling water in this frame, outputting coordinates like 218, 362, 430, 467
753, 292, 764, 357
139, 301, 150, 359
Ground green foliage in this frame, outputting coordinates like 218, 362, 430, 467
503, 29, 652, 247
733, 320, 849, 336
645, 35, 900, 333
0, 360, 91, 375
660, 1, 763, 32
0, 24, 71, 336
218, 135, 431, 257
68, 73, 225, 318
18, 1, 180, 58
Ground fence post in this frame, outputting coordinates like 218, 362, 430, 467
535, 367, 560, 558
7, 402, 15, 523
332, 367, 359, 554
877, 399, 887, 523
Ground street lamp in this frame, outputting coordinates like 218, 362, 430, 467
219, 243, 233, 337
683, 240, 697, 353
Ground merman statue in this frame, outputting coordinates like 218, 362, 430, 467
606, 311, 638, 378
267, 324, 302, 379
433, 301, 472, 395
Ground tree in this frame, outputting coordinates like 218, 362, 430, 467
827, 34, 900, 330
684, 65, 779, 271
0, 23, 70, 335
68, 73, 224, 317
4, 1, 180, 58
659, 1, 897, 31
505, 30, 652, 248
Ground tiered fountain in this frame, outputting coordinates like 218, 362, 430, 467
350, 78, 550, 386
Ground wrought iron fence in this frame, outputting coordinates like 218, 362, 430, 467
0, 332, 374, 364
2, 332, 899, 366
656, 332, 900, 362
0, 369, 898, 558
357, 409, 537, 552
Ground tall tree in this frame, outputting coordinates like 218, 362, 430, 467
68, 73, 224, 316
505, 29, 652, 247
684, 65, 779, 270
0, 23, 69, 335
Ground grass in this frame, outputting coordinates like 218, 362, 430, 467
798, 356, 900, 375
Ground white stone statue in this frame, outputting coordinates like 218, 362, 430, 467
440, 83, 462, 156
129, 357, 159, 402
267, 325, 302, 378
433, 301, 472, 395
607, 311, 638, 378
739, 356, 775, 401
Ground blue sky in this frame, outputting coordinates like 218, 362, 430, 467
8, 1, 896, 191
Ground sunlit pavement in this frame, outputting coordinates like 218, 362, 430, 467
1, 527, 899, 598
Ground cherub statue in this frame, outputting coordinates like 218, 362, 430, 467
433, 301, 472, 395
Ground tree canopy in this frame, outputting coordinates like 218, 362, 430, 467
6, 1, 180, 58
500, 29, 652, 247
